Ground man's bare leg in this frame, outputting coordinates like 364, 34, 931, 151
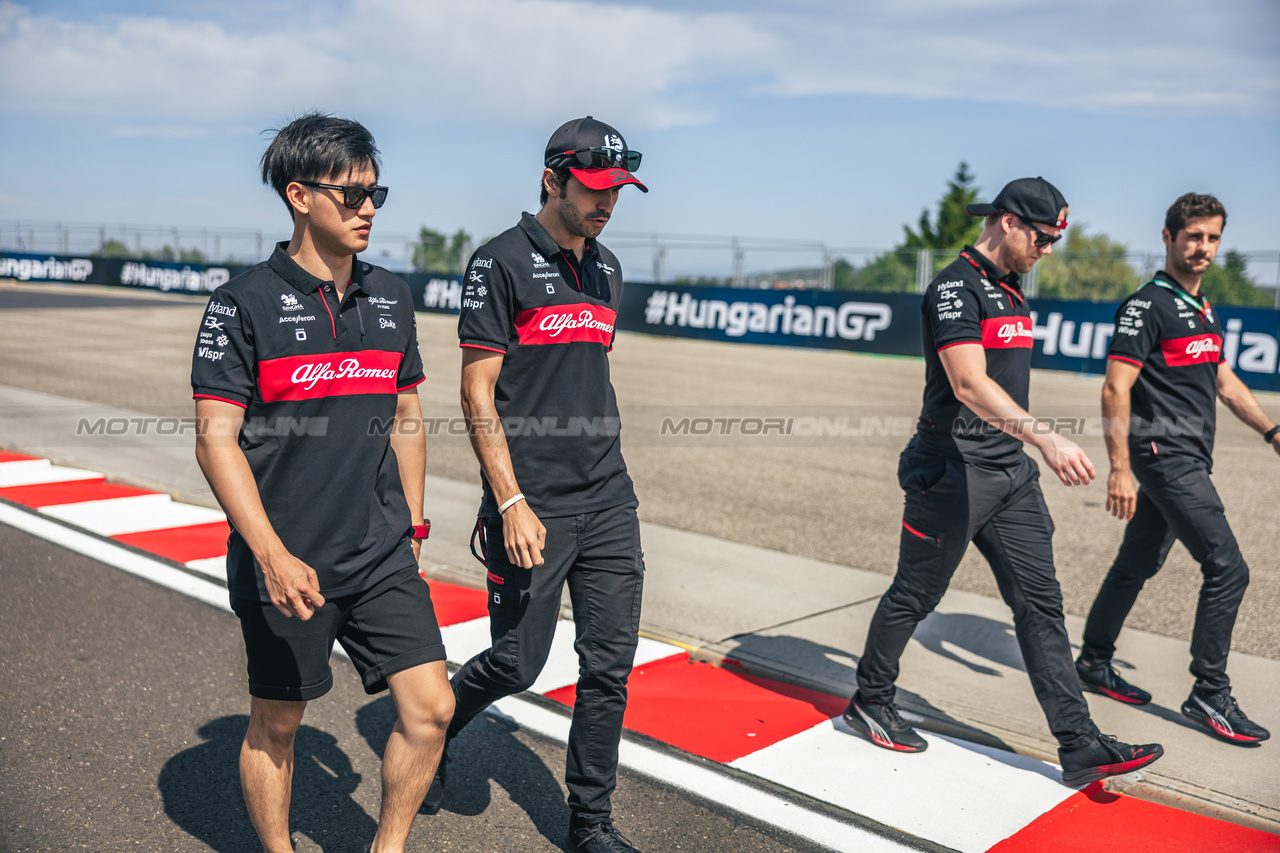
241, 697, 308, 853
371, 660, 454, 853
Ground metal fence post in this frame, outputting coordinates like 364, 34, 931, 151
915, 249, 931, 293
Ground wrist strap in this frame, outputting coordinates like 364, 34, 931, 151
1265, 425, 1280, 444
410, 522, 431, 540
498, 493, 525, 514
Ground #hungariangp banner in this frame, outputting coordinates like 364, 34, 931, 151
6, 251, 1277, 392
620, 283, 1280, 393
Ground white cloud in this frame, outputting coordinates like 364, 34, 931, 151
0, 0, 1275, 131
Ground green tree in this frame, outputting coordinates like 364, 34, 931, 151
834, 162, 982, 293
413, 227, 472, 273
1036, 226, 1139, 301
95, 238, 130, 258
1200, 251, 1274, 308
903, 162, 983, 251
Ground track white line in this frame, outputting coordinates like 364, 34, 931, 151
1, 498, 919, 853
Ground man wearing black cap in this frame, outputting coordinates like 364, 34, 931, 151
425, 117, 648, 852
1077, 193, 1275, 746
842, 177, 1164, 786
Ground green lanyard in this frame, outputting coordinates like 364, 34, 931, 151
1149, 277, 1213, 324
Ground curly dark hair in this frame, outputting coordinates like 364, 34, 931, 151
1165, 193, 1226, 238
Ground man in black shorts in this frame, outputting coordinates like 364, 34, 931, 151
843, 177, 1164, 786
1078, 193, 1276, 745
192, 113, 453, 853
425, 116, 648, 852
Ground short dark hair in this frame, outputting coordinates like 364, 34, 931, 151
1165, 193, 1226, 238
260, 113, 381, 218
539, 167, 572, 206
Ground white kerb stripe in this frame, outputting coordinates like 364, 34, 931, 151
185, 555, 228, 582
529, 620, 685, 694
0, 501, 230, 612
41, 494, 226, 536
0, 460, 104, 487
731, 716, 1075, 853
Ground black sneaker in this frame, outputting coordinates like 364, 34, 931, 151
1076, 657, 1151, 705
842, 692, 927, 753
1059, 733, 1163, 786
568, 815, 641, 852
1182, 691, 1271, 745
418, 739, 449, 814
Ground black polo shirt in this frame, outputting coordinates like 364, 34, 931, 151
1108, 271, 1224, 480
457, 212, 635, 518
913, 246, 1033, 467
191, 242, 425, 602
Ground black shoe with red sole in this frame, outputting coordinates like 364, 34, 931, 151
1059, 734, 1164, 787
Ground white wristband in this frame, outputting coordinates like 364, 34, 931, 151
498, 493, 525, 514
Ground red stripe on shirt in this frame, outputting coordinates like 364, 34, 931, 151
980, 316, 1034, 349
1108, 355, 1144, 368
1160, 333, 1223, 367
514, 304, 617, 347
257, 350, 402, 402
193, 394, 248, 408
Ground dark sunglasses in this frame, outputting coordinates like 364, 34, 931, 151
557, 147, 642, 172
1017, 215, 1062, 247
298, 181, 389, 210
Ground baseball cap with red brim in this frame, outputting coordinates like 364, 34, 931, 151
544, 116, 648, 193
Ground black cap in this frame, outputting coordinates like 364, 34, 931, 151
967, 177, 1068, 228
544, 116, 648, 193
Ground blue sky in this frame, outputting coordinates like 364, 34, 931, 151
1, 0, 1277, 277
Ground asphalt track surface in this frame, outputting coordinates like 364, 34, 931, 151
0, 522, 835, 853
1, 282, 1277, 660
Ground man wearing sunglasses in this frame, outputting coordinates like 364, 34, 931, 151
1078, 193, 1275, 745
424, 117, 648, 852
843, 177, 1164, 786
191, 113, 453, 853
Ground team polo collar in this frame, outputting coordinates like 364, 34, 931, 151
267, 241, 368, 296
961, 245, 1021, 289
518, 212, 601, 266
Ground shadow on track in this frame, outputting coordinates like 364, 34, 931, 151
159, 714, 374, 852
356, 696, 572, 848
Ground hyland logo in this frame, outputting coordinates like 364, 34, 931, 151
471, 258, 493, 269
280, 293, 301, 310
596, 260, 615, 275
532, 252, 550, 268
207, 302, 237, 318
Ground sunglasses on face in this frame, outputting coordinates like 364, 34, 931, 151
1017, 215, 1062, 247
298, 180, 389, 210
557, 146, 642, 172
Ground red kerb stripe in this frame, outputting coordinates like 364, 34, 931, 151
113, 521, 232, 562
0, 452, 42, 463
257, 350, 402, 402
514, 304, 616, 347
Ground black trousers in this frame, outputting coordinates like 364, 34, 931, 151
449, 502, 644, 821
1081, 465, 1249, 697
856, 446, 1096, 749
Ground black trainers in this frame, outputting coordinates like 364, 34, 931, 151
1059, 733, 1163, 786
418, 738, 449, 814
568, 815, 641, 852
1076, 657, 1152, 705
1182, 691, 1271, 745
842, 692, 927, 753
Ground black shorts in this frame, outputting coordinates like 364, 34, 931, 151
231, 564, 446, 701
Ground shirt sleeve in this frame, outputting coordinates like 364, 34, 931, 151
925, 283, 983, 350
191, 290, 254, 407
457, 249, 513, 353
397, 302, 426, 391
1108, 292, 1160, 367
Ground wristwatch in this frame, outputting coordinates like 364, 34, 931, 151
410, 522, 431, 540
1265, 425, 1280, 444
